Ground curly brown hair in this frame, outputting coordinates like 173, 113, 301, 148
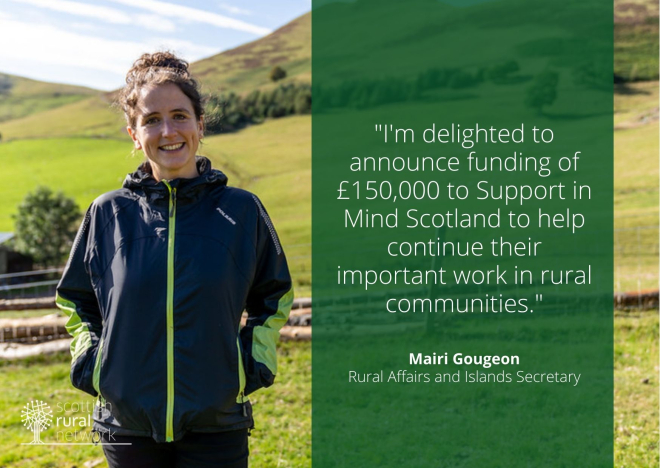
118, 51, 204, 128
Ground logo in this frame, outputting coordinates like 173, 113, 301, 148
21, 400, 53, 444
216, 207, 236, 225
19, 398, 129, 446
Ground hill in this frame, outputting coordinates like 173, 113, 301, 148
614, 0, 659, 81
0, 93, 126, 141
0, 13, 311, 141
192, 12, 310, 94
0, 73, 99, 124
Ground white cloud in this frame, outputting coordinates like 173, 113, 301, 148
0, 19, 135, 75
217, 3, 252, 16
0, 18, 218, 83
70, 21, 103, 32
7, 0, 132, 24
134, 14, 177, 32
105, 0, 271, 35
7, 0, 178, 33
142, 37, 218, 60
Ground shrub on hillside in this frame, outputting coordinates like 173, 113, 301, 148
270, 66, 287, 82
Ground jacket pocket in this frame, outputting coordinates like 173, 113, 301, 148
70, 339, 100, 397
239, 334, 275, 396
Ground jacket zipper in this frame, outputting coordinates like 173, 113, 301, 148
163, 181, 177, 442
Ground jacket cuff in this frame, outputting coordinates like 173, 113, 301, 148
243, 346, 275, 396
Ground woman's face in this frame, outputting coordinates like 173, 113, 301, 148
127, 83, 203, 181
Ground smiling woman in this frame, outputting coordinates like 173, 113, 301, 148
119, 53, 205, 181
126, 83, 203, 180
56, 51, 293, 468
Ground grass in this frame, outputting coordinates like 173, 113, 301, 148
614, 309, 659, 466
0, 73, 99, 124
614, 0, 659, 81
0, 138, 140, 231
0, 308, 655, 467
613, 81, 659, 292
0, 340, 311, 467
614, 23, 659, 81
0, 95, 126, 141
0, 94, 93, 125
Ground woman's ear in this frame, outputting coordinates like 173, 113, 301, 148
126, 126, 142, 150
198, 116, 204, 139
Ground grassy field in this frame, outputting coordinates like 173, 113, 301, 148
614, 310, 659, 466
0, 340, 311, 468
0, 308, 654, 467
0, 138, 138, 231
0, 116, 311, 295
613, 81, 659, 292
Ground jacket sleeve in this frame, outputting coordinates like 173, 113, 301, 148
240, 196, 294, 396
56, 208, 103, 397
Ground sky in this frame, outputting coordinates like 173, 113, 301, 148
0, 0, 311, 91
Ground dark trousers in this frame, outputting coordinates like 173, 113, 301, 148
101, 429, 249, 468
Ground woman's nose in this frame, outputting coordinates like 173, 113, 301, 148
162, 119, 176, 137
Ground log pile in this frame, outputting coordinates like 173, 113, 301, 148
0, 314, 68, 343
0, 298, 313, 358
0, 297, 56, 311
0, 339, 71, 360
615, 289, 659, 310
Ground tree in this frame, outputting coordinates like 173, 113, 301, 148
269, 66, 287, 82
13, 186, 81, 267
525, 71, 559, 114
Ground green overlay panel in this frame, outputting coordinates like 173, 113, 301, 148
312, 0, 613, 466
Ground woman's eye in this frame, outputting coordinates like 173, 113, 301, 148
144, 117, 159, 125
173, 114, 187, 120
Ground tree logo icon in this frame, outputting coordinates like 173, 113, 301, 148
21, 400, 53, 444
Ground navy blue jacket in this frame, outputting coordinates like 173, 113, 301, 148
57, 157, 293, 442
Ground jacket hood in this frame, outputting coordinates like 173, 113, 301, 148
123, 156, 228, 192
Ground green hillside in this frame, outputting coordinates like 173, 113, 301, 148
0, 13, 311, 141
191, 12, 310, 94
0, 94, 126, 141
0, 73, 99, 124
614, 0, 659, 81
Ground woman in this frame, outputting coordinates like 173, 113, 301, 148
56, 52, 293, 467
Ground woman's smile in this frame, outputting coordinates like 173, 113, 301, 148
160, 142, 185, 151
